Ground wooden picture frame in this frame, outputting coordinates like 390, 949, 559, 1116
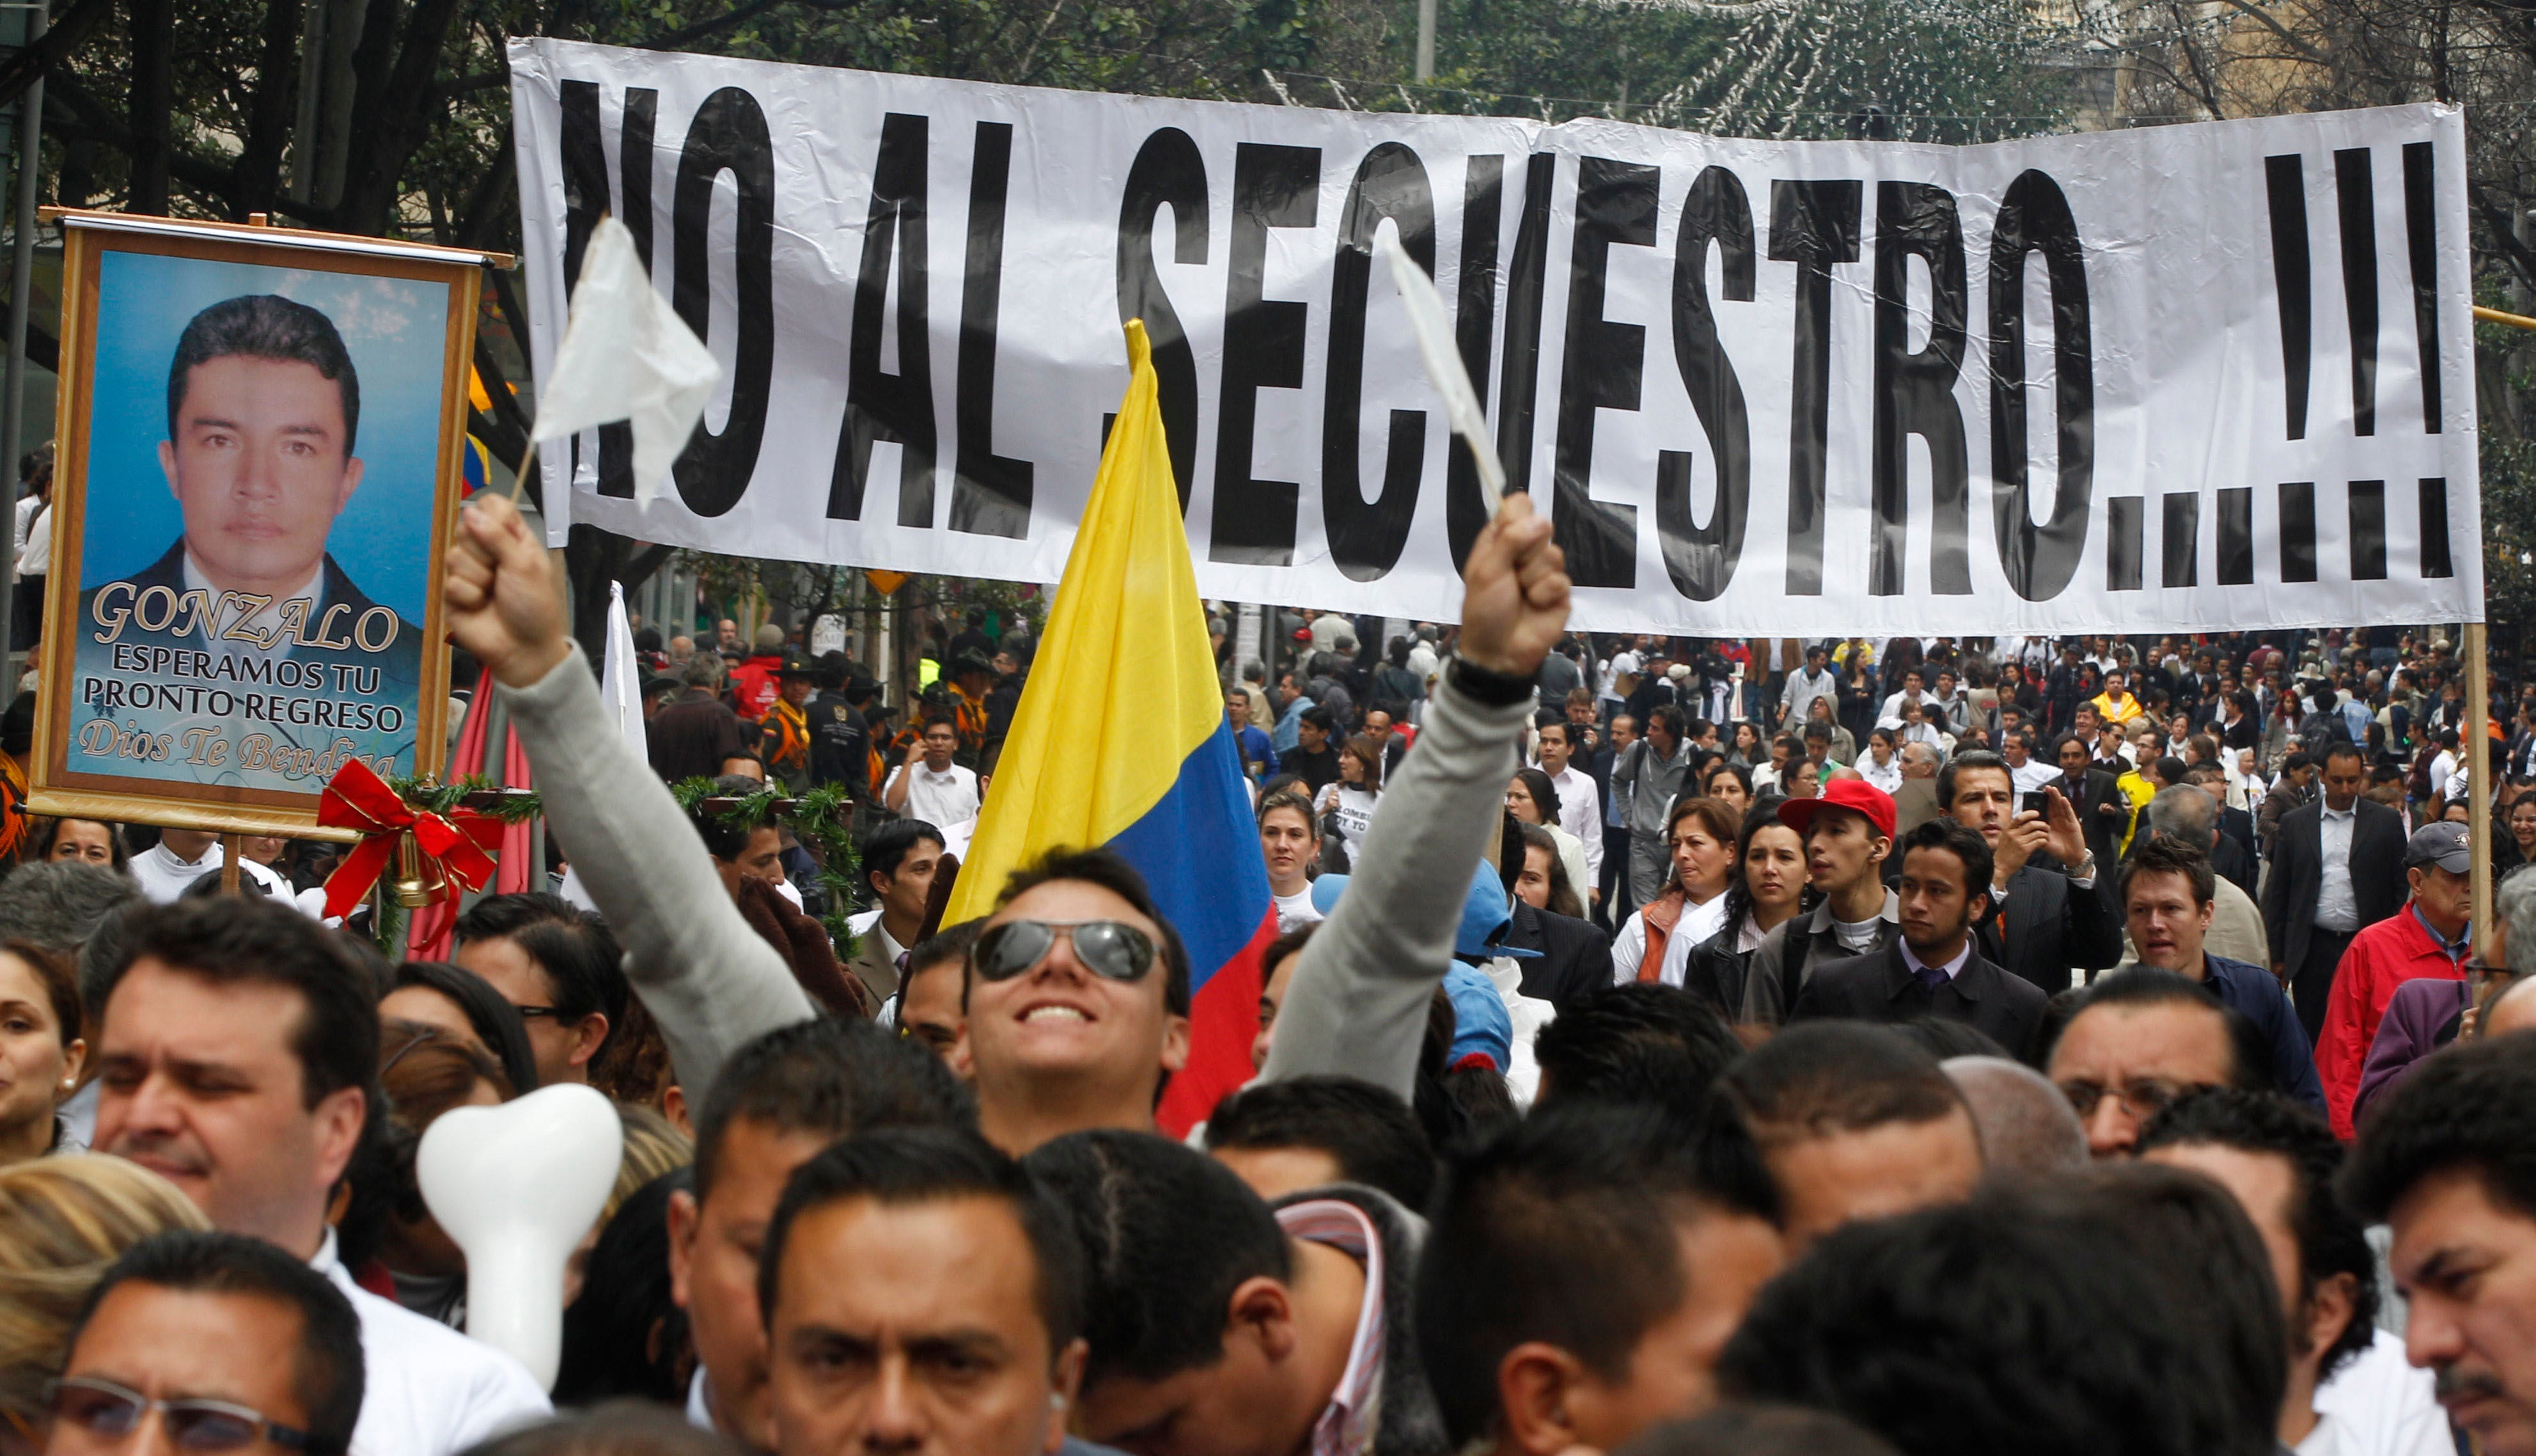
29, 211, 509, 838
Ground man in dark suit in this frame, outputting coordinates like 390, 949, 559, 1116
1941, 749, 2122, 996
1502, 897, 1613, 1010
2263, 740, 2409, 1038
2053, 732, 2127, 872
1792, 818, 2049, 1059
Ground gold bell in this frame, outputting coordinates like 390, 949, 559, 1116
391, 829, 445, 908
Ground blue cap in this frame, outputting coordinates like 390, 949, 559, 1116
1308, 873, 1350, 917
1457, 861, 1544, 960
1442, 964, 1513, 1072
1307, 865, 1541, 959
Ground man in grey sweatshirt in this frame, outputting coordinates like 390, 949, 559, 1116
441, 490, 1570, 1123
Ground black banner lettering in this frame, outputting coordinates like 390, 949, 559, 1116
1871, 180, 1971, 595
1657, 165, 1754, 603
829, 111, 935, 527
1987, 169, 2093, 602
667, 86, 774, 518
1322, 142, 1436, 582
952, 120, 1032, 538
1210, 143, 1319, 566
1551, 157, 1657, 590
1115, 127, 1209, 508
1768, 179, 1861, 595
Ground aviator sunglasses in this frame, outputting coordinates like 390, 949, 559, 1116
971, 919, 1157, 983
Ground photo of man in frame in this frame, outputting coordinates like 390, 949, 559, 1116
79, 292, 423, 698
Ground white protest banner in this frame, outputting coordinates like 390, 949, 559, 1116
510, 38, 2481, 635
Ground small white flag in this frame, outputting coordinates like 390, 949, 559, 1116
531, 216, 721, 505
561, 581, 646, 914
1375, 230, 1504, 505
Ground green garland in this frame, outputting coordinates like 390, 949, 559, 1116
668, 778, 866, 950
359, 776, 865, 954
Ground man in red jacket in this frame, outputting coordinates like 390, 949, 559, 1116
726, 623, 787, 719
2315, 821, 2474, 1138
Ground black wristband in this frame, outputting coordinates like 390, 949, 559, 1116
1448, 655, 1536, 707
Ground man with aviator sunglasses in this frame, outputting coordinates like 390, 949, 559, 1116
44, 1230, 362, 1456
448, 486, 1574, 1157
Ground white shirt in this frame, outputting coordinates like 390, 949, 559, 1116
314, 1231, 549, 1456
127, 841, 294, 905
2313, 1328, 2453, 1456
1901, 936, 1975, 982
2428, 751, 2457, 797
17, 501, 47, 575
2316, 803, 2359, 932
2008, 755, 2060, 794
1273, 887, 1326, 934
887, 760, 981, 828
1481, 956, 1556, 1106
1859, 755, 1904, 794
1545, 765, 1602, 882
1610, 894, 1730, 987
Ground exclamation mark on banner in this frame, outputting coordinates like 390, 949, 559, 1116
2334, 149, 2379, 437
2264, 155, 2312, 441
2402, 142, 2443, 432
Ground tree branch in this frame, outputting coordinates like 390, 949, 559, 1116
0, 0, 112, 112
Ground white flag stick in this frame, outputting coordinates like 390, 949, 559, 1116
1376, 230, 1504, 506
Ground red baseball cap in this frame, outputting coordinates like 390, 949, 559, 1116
1778, 777, 1897, 841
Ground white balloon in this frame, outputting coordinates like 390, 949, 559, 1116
416, 1083, 623, 1389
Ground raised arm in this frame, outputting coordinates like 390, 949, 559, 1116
444, 494, 813, 1099
1263, 494, 1569, 1099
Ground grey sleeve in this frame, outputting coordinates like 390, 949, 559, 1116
1262, 670, 1531, 1100
499, 654, 813, 1099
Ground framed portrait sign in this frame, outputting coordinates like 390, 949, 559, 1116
30, 212, 507, 836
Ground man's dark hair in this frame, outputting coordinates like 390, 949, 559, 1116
900, 918, 983, 998
2283, 750, 2315, 774
1531, 983, 1742, 1129
455, 893, 627, 1058
2016, 1163, 2287, 1455
760, 1128, 1084, 1357
2140, 1089, 2379, 1382
1801, 723, 1831, 745
693, 1018, 973, 1202
1202, 1076, 1435, 1210
1647, 703, 1689, 741
2042, 967, 2269, 1092
556, 1170, 692, 1404
68, 1231, 364, 1453
1021, 1129, 1290, 1389
1619, 1406, 1900, 1456
167, 295, 359, 455
1934, 750, 2010, 813
2345, 1035, 2536, 1222
458, 1404, 730, 1456
102, 899, 377, 1113
1418, 1102, 1778, 1446
989, 848, 1191, 1018
1716, 1022, 1966, 1152
863, 818, 946, 889
2118, 834, 2217, 910
1299, 706, 1338, 734
391, 960, 540, 1095
2321, 741, 2366, 771
1896, 819, 1992, 909
1719, 1193, 2215, 1456
684, 774, 774, 861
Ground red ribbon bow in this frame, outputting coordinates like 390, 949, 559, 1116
318, 758, 504, 920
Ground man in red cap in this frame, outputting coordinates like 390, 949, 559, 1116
1790, 819, 2051, 1058
1741, 776, 1900, 1024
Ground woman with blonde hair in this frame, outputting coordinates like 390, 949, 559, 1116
0, 1155, 207, 1449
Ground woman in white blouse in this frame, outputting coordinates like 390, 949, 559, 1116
1610, 795, 1738, 988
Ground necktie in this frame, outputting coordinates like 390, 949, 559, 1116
1912, 960, 1950, 994
895, 951, 910, 974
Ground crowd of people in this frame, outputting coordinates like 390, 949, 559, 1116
0, 486, 2532, 1456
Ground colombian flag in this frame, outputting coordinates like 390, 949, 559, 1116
944, 319, 1274, 1136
